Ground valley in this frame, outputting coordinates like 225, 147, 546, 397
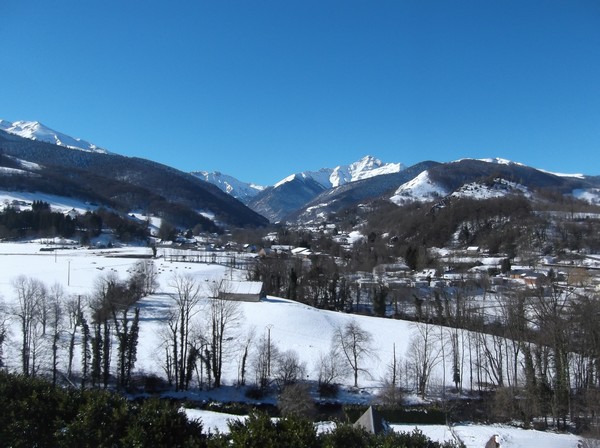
2, 123, 600, 446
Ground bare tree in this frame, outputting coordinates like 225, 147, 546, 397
315, 346, 347, 397
273, 349, 306, 390
0, 299, 8, 369
204, 281, 243, 388
378, 343, 404, 407
11, 276, 47, 376
253, 333, 279, 390
332, 319, 375, 388
130, 259, 159, 295
237, 327, 255, 386
408, 323, 442, 398
165, 273, 203, 391
48, 283, 65, 386
66, 295, 83, 380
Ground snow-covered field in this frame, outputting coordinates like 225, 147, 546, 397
0, 241, 588, 447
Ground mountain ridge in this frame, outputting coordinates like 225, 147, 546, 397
0, 129, 268, 230
0, 119, 108, 154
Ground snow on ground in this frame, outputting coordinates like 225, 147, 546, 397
0, 190, 99, 214
184, 408, 247, 434
180, 410, 584, 447
0, 242, 589, 447
392, 424, 457, 444
453, 423, 581, 448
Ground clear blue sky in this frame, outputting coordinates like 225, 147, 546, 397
1, 1, 599, 185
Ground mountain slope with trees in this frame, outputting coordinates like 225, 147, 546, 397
0, 131, 268, 230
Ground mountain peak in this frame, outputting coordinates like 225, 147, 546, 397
192, 170, 265, 202
271, 155, 405, 190
0, 119, 108, 154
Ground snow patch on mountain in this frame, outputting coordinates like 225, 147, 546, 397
540, 169, 586, 179
462, 157, 586, 179
0, 119, 108, 154
193, 171, 264, 202
390, 171, 447, 204
573, 188, 600, 205
0, 167, 30, 176
0, 190, 99, 214
476, 157, 523, 166
451, 179, 530, 200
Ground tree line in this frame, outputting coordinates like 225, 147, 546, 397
0, 201, 149, 242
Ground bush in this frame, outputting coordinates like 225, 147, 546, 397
279, 383, 316, 418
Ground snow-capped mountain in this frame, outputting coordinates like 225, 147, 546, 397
274, 155, 404, 190
246, 155, 405, 221
0, 120, 108, 154
191, 171, 265, 202
330, 155, 404, 187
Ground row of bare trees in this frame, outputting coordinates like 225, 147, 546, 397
0, 260, 158, 390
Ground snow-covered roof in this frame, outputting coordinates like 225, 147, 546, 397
219, 280, 263, 296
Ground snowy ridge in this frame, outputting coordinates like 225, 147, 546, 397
192, 171, 264, 202
0, 119, 108, 154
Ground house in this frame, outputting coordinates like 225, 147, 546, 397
291, 247, 313, 257
353, 406, 389, 435
218, 280, 265, 302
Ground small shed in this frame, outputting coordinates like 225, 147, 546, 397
218, 280, 265, 302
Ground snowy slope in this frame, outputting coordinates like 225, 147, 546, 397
390, 170, 448, 204
0, 190, 98, 214
0, 242, 588, 447
192, 171, 264, 202
0, 119, 108, 153
0, 243, 435, 391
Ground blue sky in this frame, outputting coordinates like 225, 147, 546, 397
1, 1, 599, 185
